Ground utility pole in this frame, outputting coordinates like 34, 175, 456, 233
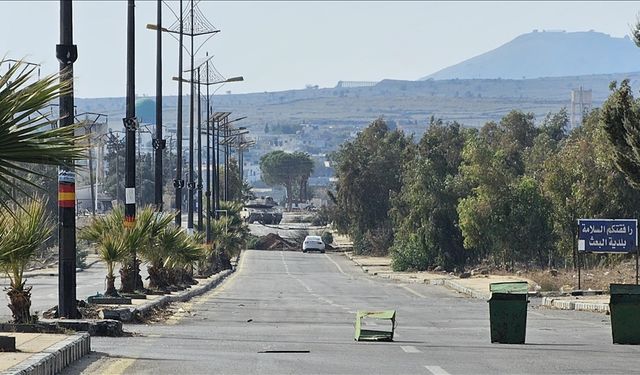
187, 0, 195, 232
215, 116, 220, 218
123, 0, 139, 291
57, 0, 79, 319
153, 0, 165, 211
224, 116, 229, 201
205, 60, 211, 242
174, 0, 184, 226
197, 66, 203, 231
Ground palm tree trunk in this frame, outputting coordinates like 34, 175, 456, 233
105, 275, 118, 297
7, 286, 33, 324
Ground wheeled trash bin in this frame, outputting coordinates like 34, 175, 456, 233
488, 281, 529, 344
609, 283, 640, 344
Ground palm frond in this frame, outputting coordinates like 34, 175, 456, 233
164, 230, 204, 269
0, 59, 88, 207
0, 199, 51, 289
99, 233, 127, 278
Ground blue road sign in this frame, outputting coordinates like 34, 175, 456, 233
578, 219, 638, 253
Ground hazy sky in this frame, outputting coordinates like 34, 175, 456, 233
2, 1, 639, 98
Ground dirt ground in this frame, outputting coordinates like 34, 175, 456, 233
493, 260, 639, 292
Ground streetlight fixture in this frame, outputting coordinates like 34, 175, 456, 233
210, 111, 231, 220
173, 63, 243, 234
218, 116, 247, 201
147, 0, 218, 227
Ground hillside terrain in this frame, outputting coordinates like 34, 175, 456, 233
77, 70, 640, 132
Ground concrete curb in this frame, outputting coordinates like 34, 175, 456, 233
442, 279, 491, 300
111, 268, 234, 322
1, 332, 90, 375
541, 297, 610, 314
37, 319, 123, 337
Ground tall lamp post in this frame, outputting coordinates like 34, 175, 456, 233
122, 0, 141, 293
210, 112, 230, 221
57, 0, 79, 318
219, 117, 248, 201
174, 68, 242, 236
153, 0, 165, 212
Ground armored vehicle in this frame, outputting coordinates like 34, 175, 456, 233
241, 196, 283, 224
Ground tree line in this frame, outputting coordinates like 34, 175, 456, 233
329, 83, 640, 272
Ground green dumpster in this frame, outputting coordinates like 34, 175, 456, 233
609, 283, 640, 344
354, 310, 396, 341
488, 281, 528, 344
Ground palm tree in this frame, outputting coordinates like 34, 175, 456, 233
136, 207, 175, 292
97, 234, 127, 297
147, 225, 182, 291
201, 201, 249, 275
0, 200, 51, 323
0, 59, 85, 208
80, 206, 127, 296
164, 230, 204, 288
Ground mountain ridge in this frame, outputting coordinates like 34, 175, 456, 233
422, 30, 640, 80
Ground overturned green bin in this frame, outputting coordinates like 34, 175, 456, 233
609, 283, 640, 344
354, 310, 396, 341
488, 281, 528, 344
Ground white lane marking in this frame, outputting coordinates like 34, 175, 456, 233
399, 284, 426, 298
324, 253, 346, 275
280, 252, 291, 275
425, 366, 451, 375
401, 345, 421, 353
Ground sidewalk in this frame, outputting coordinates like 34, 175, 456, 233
0, 332, 90, 375
344, 252, 610, 313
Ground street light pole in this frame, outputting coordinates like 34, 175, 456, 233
57, 0, 79, 318
224, 116, 229, 201
205, 90, 211, 242
187, 0, 195, 232
197, 66, 203, 232
175, 0, 184, 225
123, 0, 139, 292
215, 116, 221, 218
153, 0, 165, 211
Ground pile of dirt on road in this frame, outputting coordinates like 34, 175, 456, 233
253, 233, 299, 251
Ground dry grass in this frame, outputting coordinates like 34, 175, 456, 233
497, 261, 639, 292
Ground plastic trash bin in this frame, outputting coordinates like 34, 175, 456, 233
609, 283, 640, 344
488, 281, 528, 344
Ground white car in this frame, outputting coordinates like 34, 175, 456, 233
302, 235, 325, 253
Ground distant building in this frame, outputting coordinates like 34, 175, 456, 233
335, 81, 378, 88
570, 87, 592, 130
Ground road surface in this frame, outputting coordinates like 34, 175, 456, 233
65, 250, 640, 374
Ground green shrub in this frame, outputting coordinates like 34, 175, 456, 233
76, 247, 89, 269
321, 231, 333, 245
246, 234, 260, 250
390, 235, 429, 272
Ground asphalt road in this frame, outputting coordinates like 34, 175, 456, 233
65, 250, 640, 375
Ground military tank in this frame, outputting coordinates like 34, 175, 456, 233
241, 196, 283, 224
